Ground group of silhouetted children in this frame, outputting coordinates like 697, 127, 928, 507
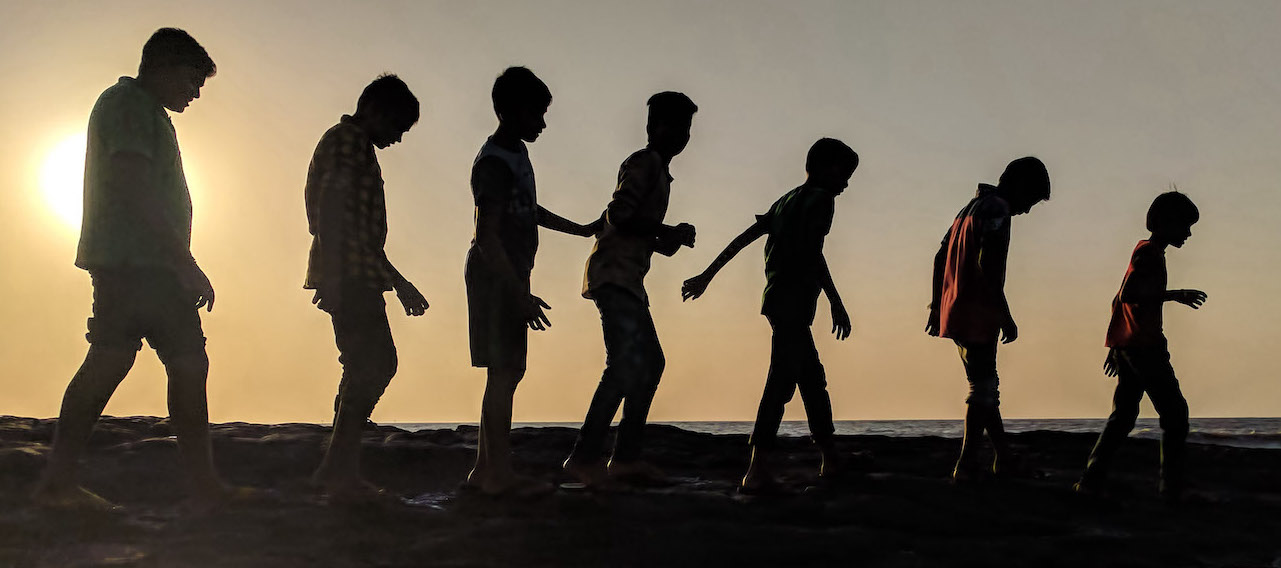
30, 28, 1207, 511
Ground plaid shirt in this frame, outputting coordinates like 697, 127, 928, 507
303, 115, 393, 291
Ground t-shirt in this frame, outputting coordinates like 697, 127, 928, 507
759, 184, 836, 324
1105, 240, 1167, 348
76, 77, 193, 270
582, 148, 672, 305
937, 184, 1012, 343
468, 137, 539, 279
303, 116, 393, 291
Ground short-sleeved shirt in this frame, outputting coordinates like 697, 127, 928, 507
759, 184, 837, 324
303, 116, 393, 291
76, 77, 193, 270
1105, 240, 1167, 348
582, 148, 672, 305
467, 137, 539, 279
937, 184, 1012, 343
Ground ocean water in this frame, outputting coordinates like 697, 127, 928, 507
391, 418, 1281, 450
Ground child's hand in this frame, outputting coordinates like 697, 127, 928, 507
1171, 289, 1207, 309
924, 307, 941, 337
524, 294, 552, 331
673, 223, 696, 248
394, 279, 430, 316
831, 303, 852, 340
681, 273, 712, 301
1103, 350, 1119, 377
1000, 317, 1019, 344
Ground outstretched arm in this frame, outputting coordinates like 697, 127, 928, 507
538, 205, 601, 237
819, 254, 851, 340
681, 217, 767, 301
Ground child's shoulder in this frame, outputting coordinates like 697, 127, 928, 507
621, 147, 662, 168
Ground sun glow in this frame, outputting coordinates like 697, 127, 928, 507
39, 133, 87, 230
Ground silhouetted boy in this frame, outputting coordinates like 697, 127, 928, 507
682, 138, 857, 493
926, 157, 1050, 482
1075, 191, 1205, 500
465, 67, 598, 496
33, 28, 231, 511
563, 92, 698, 488
305, 75, 430, 505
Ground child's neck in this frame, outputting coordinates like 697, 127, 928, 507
1147, 233, 1172, 250
491, 125, 523, 152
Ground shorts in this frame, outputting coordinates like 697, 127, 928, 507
85, 266, 207, 362
464, 249, 528, 370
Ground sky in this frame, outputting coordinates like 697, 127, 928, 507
1, 0, 1278, 423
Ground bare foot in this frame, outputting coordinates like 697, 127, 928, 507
32, 485, 122, 513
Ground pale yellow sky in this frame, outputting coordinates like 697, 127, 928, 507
1, 1, 1278, 423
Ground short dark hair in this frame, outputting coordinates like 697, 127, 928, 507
356, 74, 419, 126
647, 91, 698, 123
806, 138, 859, 174
492, 66, 551, 119
139, 28, 216, 77
1147, 190, 1199, 233
998, 156, 1051, 202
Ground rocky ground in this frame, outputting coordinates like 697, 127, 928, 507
0, 416, 1278, 567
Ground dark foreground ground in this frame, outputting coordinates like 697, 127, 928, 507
0, 417, 1279, 568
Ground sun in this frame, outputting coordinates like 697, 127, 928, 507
40, 133, 87, 230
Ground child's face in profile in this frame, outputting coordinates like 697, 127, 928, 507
368, 111, 414, 149
155, 65, 207, 113
809, 165, 855, 195
510, 104, 548, 143
1157, 222, 1194, 248
648, 117, 692, 158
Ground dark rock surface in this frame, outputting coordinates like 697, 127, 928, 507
1, 416, 1278, 567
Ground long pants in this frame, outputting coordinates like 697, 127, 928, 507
330, 287, 398, 422
570, 285, 664, 464
1081, 346, 1189, 495
749, 317, 835, 448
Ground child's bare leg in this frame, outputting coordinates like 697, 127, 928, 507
468, 367, 522, 491
34, 347, 135, 505
164, 350, 227, 502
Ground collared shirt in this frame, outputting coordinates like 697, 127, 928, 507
937, 183, 1012, 343
759, 184, 837, 324
1105, 240, 1167, 348
76, 77, 193, 270
582, 148, 672, 305
303, 115, 393, 291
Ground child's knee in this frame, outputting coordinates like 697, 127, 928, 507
965, 376, 1000, 408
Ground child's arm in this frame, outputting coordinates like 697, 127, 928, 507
681, 217, 768, 301
537, 205, 600, 238
925, 228, 951, 336
819, 254, 851, 340
608, 152, 695, 249
472, 157, 549, 329
977, 218, 1017, 344
1117, 254, 1207, 309
381, 256, 429, 317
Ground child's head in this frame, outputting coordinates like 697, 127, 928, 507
355, 74, 419, 149
1147, 191, 1199, 248
137, 28, 216, 113
996, 156, 1050, 215
646, 91, 698, 158
492, 66, 552, 143
805, 138, 859, 194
